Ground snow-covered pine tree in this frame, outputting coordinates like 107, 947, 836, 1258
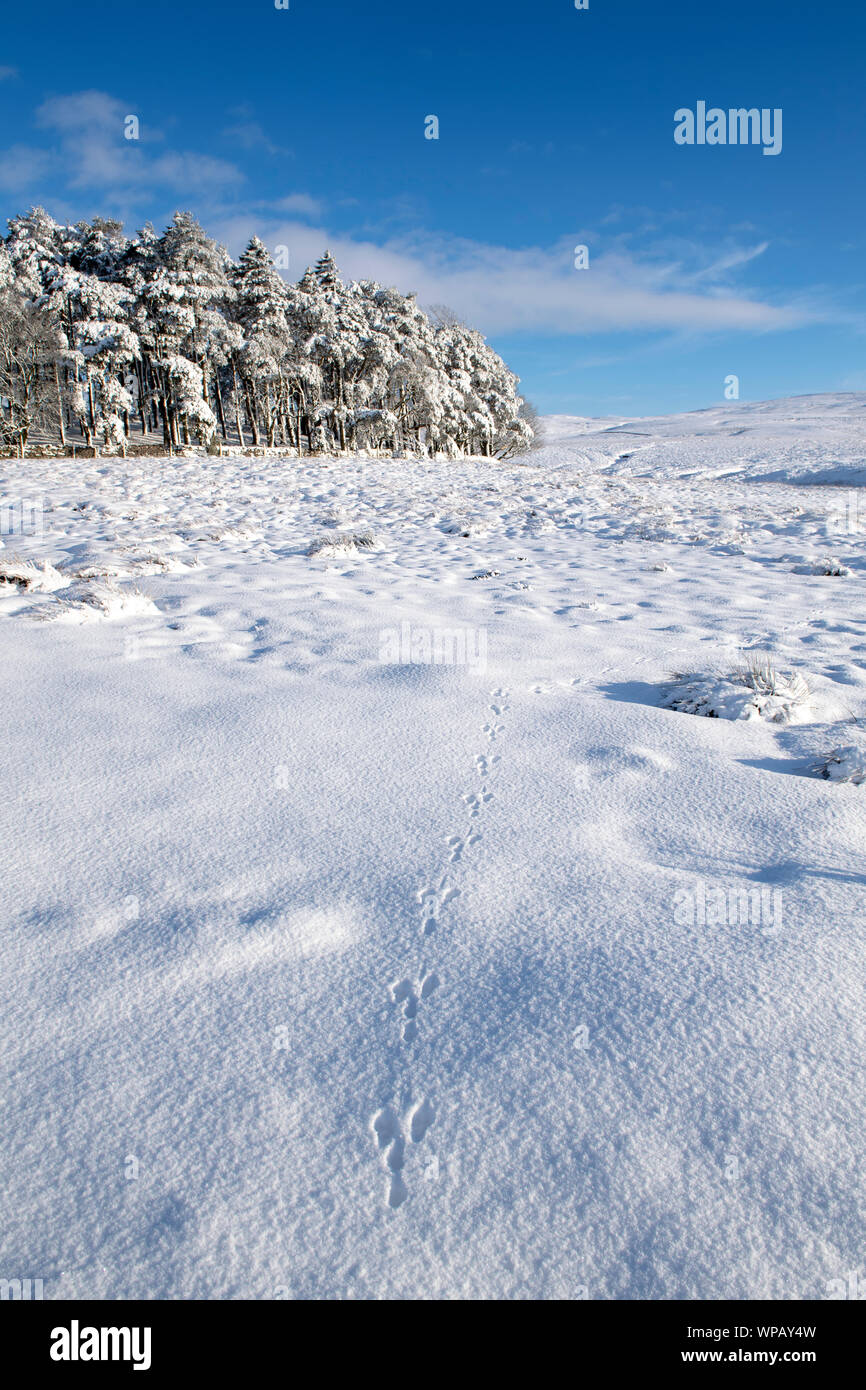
145, 212, 230, 446
0, 242, 13, 292
4, 208, 69, 301
117, 223, 163, 438
0, 285, 60, 456
0, 207, 534, 458
313, 250, 340, 290
70, 218, 128, 281
41, 262, 138, 450
233, 237, 294, 447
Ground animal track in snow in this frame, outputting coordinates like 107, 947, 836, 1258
371, 1100, 436, 1208
410, 1098, 435, 1143
447, 833, 482, 863
462, 787, 494, 817
415, 880, 461, 935
482, 721, 505, 741
391, 970, 440, 1042
371, 687, 507, 1208
372, 1107, 408, 1208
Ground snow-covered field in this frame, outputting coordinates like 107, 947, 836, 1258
2, 392, 865, 1300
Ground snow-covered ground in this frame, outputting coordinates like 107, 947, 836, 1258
2, 392, 865, 1300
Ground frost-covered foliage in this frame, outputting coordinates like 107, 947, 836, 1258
664, 657, 813, 723
306, 530, 377, 557
32, 580, 159, 623
1, 208, 533, 459
0, 282, 62, 456
818, 738, 866, 784
0, 555, 68, 592
793, 556, 852, 577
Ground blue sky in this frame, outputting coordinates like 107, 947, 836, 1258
1, 0, 864, 416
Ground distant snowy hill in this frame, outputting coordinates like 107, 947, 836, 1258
540, 392, 866, 486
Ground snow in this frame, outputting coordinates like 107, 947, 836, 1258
0, 556, 68, 592
792, 558, 852, 577
2, 392, 865, 1300
306, 530, 377, 558
664, 665, 816, 724
23, 579, 160, 623
819, 737, 866, 785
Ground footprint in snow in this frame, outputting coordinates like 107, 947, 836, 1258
447, 833, 481, 863
463, 788, 493, 817
391, 970, 440, 1043
371, 1100, 436, 1208
410, 1099, 435, 1143
372, 1107, 408, 1209
416, 881, 461, 935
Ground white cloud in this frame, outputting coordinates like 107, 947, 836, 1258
0, 66, 18, 81
2, 87, 832, 341
270, 193, 323, 218
34, 90, 244, 200
0, 144, 53, 192
210, 214, 814, 337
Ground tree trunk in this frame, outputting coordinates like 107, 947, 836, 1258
214, 370, 228, 440
138, 363, 148, 434
245, 383, 260, 445
54, 362, 66, 446
231, 361, 245, 447
265, 383, 275, 447
159, 391, 172, 452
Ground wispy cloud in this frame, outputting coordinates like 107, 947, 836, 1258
0, 65, 18, 81
0, 143, 53, 192
33, 90, 244, 203
0, 87, 837, 341
210, 214, 819, 337
222, 121, 292, 158
270, 193, 323, 218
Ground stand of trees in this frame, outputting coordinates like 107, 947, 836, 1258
0, 207, 534, 460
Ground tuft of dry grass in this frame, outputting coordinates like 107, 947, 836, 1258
306, 531, 376, 558
732, 652, 810, 702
